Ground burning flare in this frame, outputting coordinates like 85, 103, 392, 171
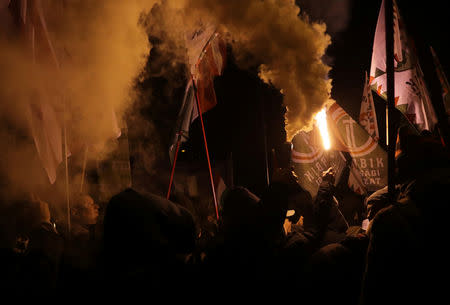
315, 108, 331, 150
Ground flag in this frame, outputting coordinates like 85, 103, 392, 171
213, 172, 228, 209
340, 152, 367, 196
186, 24, 216, 77
26, 96, 62, 184
292, 103, 388, 197
291, 127, 335, 197
369, 0, 437, 132
327, 102, 388, 192
360, 71, 379, 141
291, 126, 368, 198
430, 46, 450, 117
169, 26, 226, 162
191, 30, 227, 120
16, 0, 63, 184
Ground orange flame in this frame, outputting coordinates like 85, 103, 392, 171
315, 108, 331, 150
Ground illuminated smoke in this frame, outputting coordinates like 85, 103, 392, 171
0, 0, 156, 198
0, 0, 336, 202
172, 0, 334, 140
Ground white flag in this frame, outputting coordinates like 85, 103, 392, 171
27, 98, 62, 184
369, 0, 437, 131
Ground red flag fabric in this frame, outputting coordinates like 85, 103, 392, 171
170, 30, 226, 162
192, 32, 227, 120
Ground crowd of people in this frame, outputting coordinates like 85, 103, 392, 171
0, 129, 449, 304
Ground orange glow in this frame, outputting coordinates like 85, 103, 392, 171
315, 108, 331, 150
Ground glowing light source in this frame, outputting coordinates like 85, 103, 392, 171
315, 108, 331, 150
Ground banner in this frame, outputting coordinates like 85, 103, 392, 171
327, 102, 387, 191
292, 103, 387, 197
370, 0, 437, 131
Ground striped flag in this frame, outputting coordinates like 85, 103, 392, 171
291, 103, 387, 197
326, 102, 387, 192
291, 127, 336, 197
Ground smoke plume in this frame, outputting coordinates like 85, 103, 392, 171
1, 0, 335, 203
0, 0, 155, 198
166, 0, 334, 140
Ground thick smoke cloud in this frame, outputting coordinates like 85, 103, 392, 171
1, 0, 335, 202
171, 0, 333, 140
0, 0, 155, 198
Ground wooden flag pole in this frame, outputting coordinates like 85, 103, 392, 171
191, 77, 219, 221
385, 0, 397, 203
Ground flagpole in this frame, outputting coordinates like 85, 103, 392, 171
261, 98, 270, 187
63, 97, 71, 238
166, 132, 182, 199
80, 146, 88, 193
166, 81, 193, 200
191, 76, 219, 221
385, 0, 397, 203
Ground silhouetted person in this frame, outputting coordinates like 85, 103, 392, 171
3, 196, 63, 298
57, 194, 101, 299
360, 131, 450, 305
102, 188, 196, 298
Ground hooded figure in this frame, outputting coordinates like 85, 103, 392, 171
102, 188, 196, 297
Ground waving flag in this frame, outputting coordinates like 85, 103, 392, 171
190, 30, 227, 120
292, 103, 387, 197
169, 26, 226, 162
370, 0, 437, 131
26, 94, 62, 184
13, 0, 63, 184
360, 71, 379, 141
291, 133, 364, 198
327, 102, 387, 191
291, 127, 329, 197
291, 129, 367, 197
